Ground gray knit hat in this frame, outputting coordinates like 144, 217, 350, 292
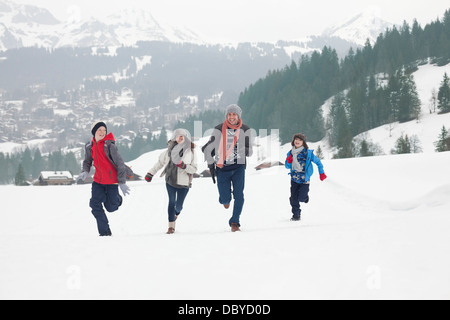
225, 104, 242, 119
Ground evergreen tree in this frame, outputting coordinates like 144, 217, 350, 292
65, 152, 80, 174
359, 139, 373, 157
15, 163, 27, 186
130, 134, 146, 160
334, 107, 354, 159
48, 150, 64, 171
434, 125, 450, 152
315, 145, 324, 160
32, 149, 45, 178
392, 134, 411, 154
347, 82, 368, 136
5, 153, 16, 184
437, 73, 450, 113
0, 153, 6, 184
21, 147, 33, 180
328, 93, 346, 147
391, 68, 421, 123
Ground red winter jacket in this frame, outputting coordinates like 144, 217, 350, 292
82, 132, 133, 184
90, 133, 119, 185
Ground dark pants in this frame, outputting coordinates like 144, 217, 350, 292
216, 165, 245, 227
90, 182, 121, 235
166, 183, 190, 222
290, 180, 310, 218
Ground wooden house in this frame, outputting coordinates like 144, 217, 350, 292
38, 171, 74, 186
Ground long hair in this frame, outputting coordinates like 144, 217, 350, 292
291, 133, 309, 149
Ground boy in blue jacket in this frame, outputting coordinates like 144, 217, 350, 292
285, 133, 327, 221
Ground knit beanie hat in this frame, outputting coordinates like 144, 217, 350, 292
91, 121, 107, 136
172, 128, 191, 142
291, 133, 309, 149
225, 104, 242, 119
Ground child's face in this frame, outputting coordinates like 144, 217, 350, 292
294, 138, 303, 148
95, 127, 107, 142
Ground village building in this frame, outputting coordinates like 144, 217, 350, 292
37, 171, 74, 186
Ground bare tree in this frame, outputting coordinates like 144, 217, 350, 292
429, 88, 438, 113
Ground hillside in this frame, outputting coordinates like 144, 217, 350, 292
313, 61, 450, 158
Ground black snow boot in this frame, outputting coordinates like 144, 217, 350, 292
290, 215, 301, 221
100, 228, 112, 236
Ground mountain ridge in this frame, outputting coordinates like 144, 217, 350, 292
322, 6, 393, 46
1, 0, 392, 52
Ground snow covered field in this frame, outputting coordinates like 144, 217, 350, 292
1, 62, 450, 300
1, 149, 449, 300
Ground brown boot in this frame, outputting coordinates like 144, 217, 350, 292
224, 203, 230, 209
231, 223, 241, 232
167, 222, 175, 234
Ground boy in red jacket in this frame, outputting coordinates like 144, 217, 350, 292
77, 121, 132, 236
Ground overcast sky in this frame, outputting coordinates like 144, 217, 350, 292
11, 0, 450, 43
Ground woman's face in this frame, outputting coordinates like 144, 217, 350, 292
294, 138, 303, 148
176, 135, 185, 144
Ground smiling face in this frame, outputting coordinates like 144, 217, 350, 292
227, 112, 239, 126
94, 126, 107, 142
294, 138, 304, 148
176, 135, 185, 144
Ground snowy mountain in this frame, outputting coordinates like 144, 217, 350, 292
0, 0, 392, 51
0, 0, 201, 51
0, 0, 59, 50
322, 6, 393, 46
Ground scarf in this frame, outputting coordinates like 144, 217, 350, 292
291, 146, 306, 172
217, 119, 243, 168
165, 140, 190, 188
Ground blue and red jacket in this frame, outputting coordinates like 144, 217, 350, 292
285, 149, 324, 184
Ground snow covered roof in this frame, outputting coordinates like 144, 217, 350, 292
40, 171, 73, 180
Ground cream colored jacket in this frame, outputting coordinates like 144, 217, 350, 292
148, 146, 198, 187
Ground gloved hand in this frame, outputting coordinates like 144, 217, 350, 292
286, 154, 293, 164
145, 173, 153, 182
208, 164, 216, 184
320, 173, 327, 181
177, 161, 187, 169
76, 171, 89, 182
119, 183, 130, 196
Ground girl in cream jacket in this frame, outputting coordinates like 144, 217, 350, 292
145, 129, 197, 234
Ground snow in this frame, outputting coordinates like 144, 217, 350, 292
135, 55, 152, 74
349, 62, 450, 156
39, 171, 72, 179
1, 63, 450, 300
0, 149, 449, 300
1, 135, 450, 299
